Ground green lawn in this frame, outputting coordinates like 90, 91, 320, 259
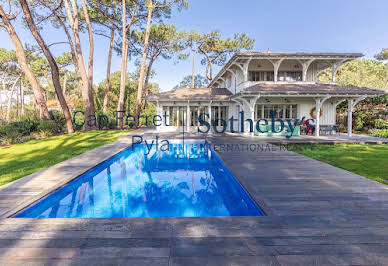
0, 130, 131, 186
290, 144, 388, 185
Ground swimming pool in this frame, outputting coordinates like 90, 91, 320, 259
15, 141, 264, 218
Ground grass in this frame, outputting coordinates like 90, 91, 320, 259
289, 144, 388, 185
0, 130, 131, 186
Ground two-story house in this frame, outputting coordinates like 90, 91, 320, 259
147, 52, 384, 137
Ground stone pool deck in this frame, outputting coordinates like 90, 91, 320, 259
0, 132, 387, 265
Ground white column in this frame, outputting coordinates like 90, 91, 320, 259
187, 101, 190, 132
347, 99, 354, 137
315, 100, 320, 137
270, 59, 284, 83
177, 107, 180, 127
300, 59, 315, 82
314, 96, 331, 137
156, 102, 161, 132
208, 103, 212, 132
197, 107, 200, 126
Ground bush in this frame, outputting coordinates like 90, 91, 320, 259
37, 120, 57, 138
20, 114, 41, 132
49, 111, 66, 133
372, 129, 388, 138
374, 119, 388, 129
0, 121, 31, 145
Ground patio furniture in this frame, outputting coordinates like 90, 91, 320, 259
320, 125, 340, 135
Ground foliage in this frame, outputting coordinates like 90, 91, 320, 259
0, 130, 131, 186
173, 74, 209, 90
50, 110, 66, 133
37, 120, 57, 138
127, 24, 187, 64
0, 121, 31, 145
290, 144, 388, 185
372, 129, 388, 138
374, 119, 388, 129
319, 59, 388, 132
187, 30, 254, 80
94, 70, 158, 123
319, 59, 388, 92
375, 48, 388, 62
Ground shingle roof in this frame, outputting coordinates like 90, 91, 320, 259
146, 87, 232, 101
239, 83, 385, 95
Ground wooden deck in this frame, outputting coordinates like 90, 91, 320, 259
0, 132, 387, 265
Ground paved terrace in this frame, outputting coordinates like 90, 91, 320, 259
0, 131, 387, 265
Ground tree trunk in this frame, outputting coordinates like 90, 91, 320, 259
81, 0, 95, 115
117, 0, 128, 128
64, 0, 95, 130
63, 72, 68, 97
0, 4, 51, 120
135, 2, 153, 127
6, 75, 21, 121
141, 58, 154, 109
20, 81, 24, 116
19, 0, 74, 133
103, 25, 114, 114
192, 50, 196, 88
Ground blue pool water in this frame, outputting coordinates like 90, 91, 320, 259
16, 142, 264, 218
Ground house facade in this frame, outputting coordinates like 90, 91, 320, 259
147, 52, 384, 137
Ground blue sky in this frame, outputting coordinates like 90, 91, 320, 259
1, 0, 387, 92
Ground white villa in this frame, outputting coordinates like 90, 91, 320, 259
147, 52, 384, 137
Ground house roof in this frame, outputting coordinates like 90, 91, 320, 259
146, 87, 233, 101
238, 83, 385, 96
234, 52, 364, 58
209, 51, 364, 87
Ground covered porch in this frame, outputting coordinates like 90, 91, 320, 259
231, 83, 384, 138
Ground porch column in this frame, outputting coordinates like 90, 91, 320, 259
177, 107, 180, 127
331, 59, 347, 83
314, 96, 331, 137
270, 59, 284, 83
243, 59, 252, 82
299, 59, 315, 82
156, 101, 160, 132
347, 96, 366, 137
347, 99, 354, 137
187, 101, 190, 132
208, 102, 212, 131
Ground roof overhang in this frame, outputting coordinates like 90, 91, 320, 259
209, 52, 364, 87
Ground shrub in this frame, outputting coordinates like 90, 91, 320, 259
0, 121, 31, 145
20, 114, 41, 132
372, 129, 388, 138
49, 111, 66, 133
374, 119, 388, 129
37, 120, 57, 138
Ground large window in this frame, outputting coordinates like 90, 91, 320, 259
255, 104, 298, 120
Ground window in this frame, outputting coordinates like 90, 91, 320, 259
211, 106, 228, 126
190, 107, 198, 126
278, 71, 302, 82
249, 71, 265, 81
256, 104, 298, 120
266, 72, 274, 81
249, 71, 275, 82
286, 72, 302, 82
